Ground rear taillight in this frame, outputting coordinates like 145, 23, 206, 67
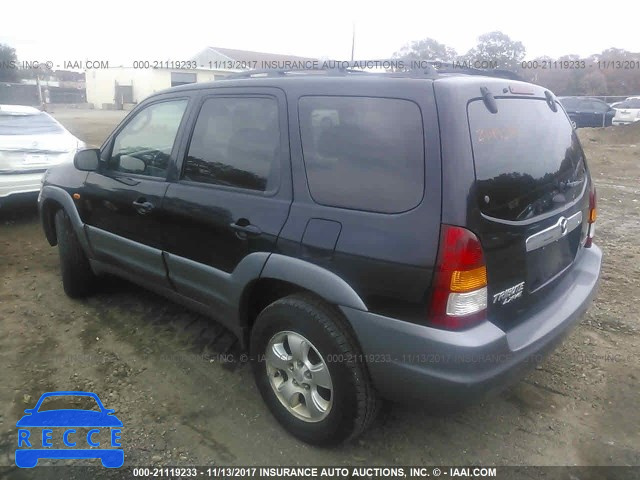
428, 225, 487, 330
585, 186, 597, 248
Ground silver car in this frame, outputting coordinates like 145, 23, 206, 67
0, 105, 84, 207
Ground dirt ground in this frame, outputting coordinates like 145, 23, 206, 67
1, 108, 639, 474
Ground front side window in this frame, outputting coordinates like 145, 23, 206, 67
298, 96, 424, 213
108, 99, 188, 178
588, 100, 608, 113
183, 96, 280, 192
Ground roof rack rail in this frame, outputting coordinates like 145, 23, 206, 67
223, 67, 370, 80
390, 61, 523, 81
220, 60, 522, 81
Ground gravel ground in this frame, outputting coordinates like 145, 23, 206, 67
0, 109, 638, 476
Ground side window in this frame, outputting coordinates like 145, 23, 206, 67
591, 101, 608, 113
298, 96, 424, 213
108, 99, 188, 178
183, 96, 280, 192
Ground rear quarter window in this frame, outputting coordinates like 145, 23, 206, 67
298, 96, 424, 213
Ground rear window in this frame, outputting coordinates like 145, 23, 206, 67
617, 99, 640, 109
469, 98, 586, 221
299, 96, 424, 213
0, 112, 64, 135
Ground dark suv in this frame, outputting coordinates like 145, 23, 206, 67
39, 69, 602, 445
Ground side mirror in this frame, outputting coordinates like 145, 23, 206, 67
74, 149, 100, 171
119, 155, 146, 174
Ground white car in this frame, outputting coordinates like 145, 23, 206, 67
0, 105, 85, 207
612, 98, 640, 125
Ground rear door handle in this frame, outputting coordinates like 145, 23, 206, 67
230, 221, 262, 236
132, 198, 154, 214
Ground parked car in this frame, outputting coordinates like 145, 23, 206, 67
0, 105, 85, 208
38, 69, 602, 445
612, 98, 640, 125
558, 96, 616, 128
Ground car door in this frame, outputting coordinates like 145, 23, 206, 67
572, 99, 592, 127
590, 100, 610, 127
161, 88, 292, 322
80, 96, 192, 286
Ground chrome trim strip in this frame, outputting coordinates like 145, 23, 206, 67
525, 211, 582, 252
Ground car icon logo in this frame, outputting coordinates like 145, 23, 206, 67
15, 391, 123, 468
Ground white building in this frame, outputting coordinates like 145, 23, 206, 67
85, 67, 229, 109
85, 47, 318, 110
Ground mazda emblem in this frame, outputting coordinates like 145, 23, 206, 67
560, 217, 568, 235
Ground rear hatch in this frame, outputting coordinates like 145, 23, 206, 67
0, 109, 78, 174
613, 99, 640, 123
466, 88, 592, 330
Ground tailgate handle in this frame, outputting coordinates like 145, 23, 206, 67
525, 211, 582, 252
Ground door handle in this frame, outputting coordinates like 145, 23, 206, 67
132, 198, 154, 214
230, 221, 262, 236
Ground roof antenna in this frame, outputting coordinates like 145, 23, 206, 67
351, 21, 356, 61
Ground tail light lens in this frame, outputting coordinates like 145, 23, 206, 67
429, 225, 487, 330
585, 186, 597, 248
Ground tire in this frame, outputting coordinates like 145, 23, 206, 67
250, 293, 379, 445
54, 209, 96, 298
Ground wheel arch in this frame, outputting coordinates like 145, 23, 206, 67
39, 185, 90, 252
238, 254, 367, 343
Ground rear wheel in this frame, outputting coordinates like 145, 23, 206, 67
54, 209, 96, 298
250, 293, 379, 445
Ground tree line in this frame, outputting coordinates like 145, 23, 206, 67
393, 32, 640, 96
2, 37, 640, 97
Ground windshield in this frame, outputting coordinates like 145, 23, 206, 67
0, 112, 64, 135
469, 98, 586, 221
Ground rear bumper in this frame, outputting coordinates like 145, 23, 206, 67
0, 172, 44, 204
341, 244, 602, 404
612, 119, 639, 125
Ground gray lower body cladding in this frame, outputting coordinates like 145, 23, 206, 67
341, 245, 602, 404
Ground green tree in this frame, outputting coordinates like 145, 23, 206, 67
595, 48, 640, 95
0, 44, 19, 82
393, 38, 458, 63
466, 31, 526, 72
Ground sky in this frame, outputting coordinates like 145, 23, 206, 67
1, 0, 639, 67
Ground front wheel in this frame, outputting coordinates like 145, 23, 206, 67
54, 209, 96, 298
250, 293, 379, 445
